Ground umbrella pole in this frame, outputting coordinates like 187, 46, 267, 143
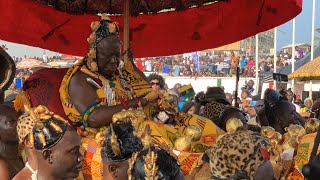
310, 0, 316, 99
123, 0, 130, 64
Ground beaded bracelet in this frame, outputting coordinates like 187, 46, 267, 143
81, 102, 103, 126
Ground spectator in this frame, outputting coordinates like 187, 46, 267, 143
162, 62, 170, 75
172, 62, 180, 77
147, 73, 165, 91
223, 53, 231, 77
144, 59, 152, 72
240, 56, 248, 76
247, 80, 257, 97
135, 58, 143, 71
181, 101, 197, 115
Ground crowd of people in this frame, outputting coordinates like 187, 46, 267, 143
1, 15, 319, 180
133, 46, 306, 78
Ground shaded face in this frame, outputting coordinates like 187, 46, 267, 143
225, 94, 233, 104
50, 126, 83, 179
286, 92, 294, 102
276, 101, 300, 133
150, 79, 161, 91
248, 81, 254, 88
187, 106, 196, 115
103, 159, 129, 180
254, 100, 265, 114
96, 35, 121, 78
0, 105, 19, 143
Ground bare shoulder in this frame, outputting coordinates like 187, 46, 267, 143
0, 159, 10, 180
12, 167, 31, 180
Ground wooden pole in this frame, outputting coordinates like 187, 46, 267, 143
123, 0, 130, 63
234, 67, 240, 108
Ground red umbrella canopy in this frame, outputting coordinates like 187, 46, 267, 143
0, 0, 302, 58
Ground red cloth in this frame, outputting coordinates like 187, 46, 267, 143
23, 68, 68, 120
0, 0, 301, 58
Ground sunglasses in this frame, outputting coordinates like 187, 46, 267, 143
150, 82, 160, 86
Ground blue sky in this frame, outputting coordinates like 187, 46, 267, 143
1, 0, 319, 58
277, 0, 320, 48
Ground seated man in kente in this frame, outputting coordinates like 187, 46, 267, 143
21, 15, 224, 178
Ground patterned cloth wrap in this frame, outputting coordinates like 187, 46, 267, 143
288, 133, 320, 179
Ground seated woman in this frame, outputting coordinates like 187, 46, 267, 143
0, 103, 24, 180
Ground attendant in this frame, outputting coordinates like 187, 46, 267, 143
30, 106, 83, 180
0, 103, 24, 179
264, 88, 301, 134
128, 146, 184, 180
101, 120, 143, 180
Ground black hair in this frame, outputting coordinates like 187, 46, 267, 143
132, 146, 180, 180
264, 88, 288, 125
101, 121, 143, 162
147, 73, 165, 89
181, 101, 196, 113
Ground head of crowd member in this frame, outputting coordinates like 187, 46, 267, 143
203, 87, 230, 105
128, 146, 184, 180
285, 89, 294, 102
101, 120, 143, 180
247, 80, 255, 89
264, 88, 300, 134
304, 98, 313, 109
208, 129, 273, 180
147, 73, 165, 91
32, 106, 83, 180
181, 101, 197, 115
225, 93, 233, 105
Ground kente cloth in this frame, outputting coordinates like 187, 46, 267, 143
178, 152, 204, 176
80, 138, 103, 180
59, 60, 152, 124
288, 133, 320, 179
143, 113, 225, 153
23, 68, 69, 120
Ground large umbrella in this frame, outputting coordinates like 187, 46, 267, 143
0, 0, 301, 58
288, 56, 320, 81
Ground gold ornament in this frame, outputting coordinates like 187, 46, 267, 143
144, 149, 158, 180
135, 124, 153, 149
49, 121, 63, 133
110, 124, 121, 156
128, 152, 139, 180
95, 132, 105, 146
305, 118, 320, 134
38, 132, 46, 148
174, 136, 192, 152
184, 125, 202, 141
88, 48, 96, 59
90, 61, 98, 72
90, 21, 100, 32
87, 33, 96, 45
101, 13, 111, 21
282, 138, 299, 152
108, 23, 117, 33
226, 118, 243, 133
285, 124, 306, 139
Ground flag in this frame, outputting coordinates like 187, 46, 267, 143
178, 84, 196, 100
